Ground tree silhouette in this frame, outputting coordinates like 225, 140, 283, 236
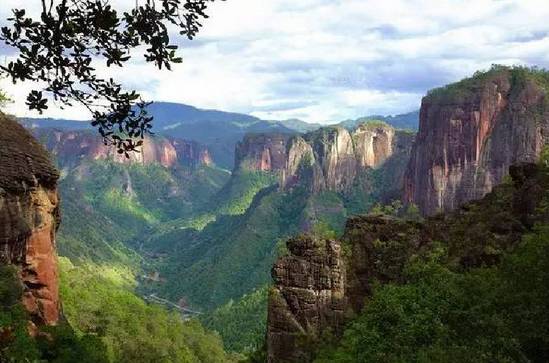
0, 0, 219, 155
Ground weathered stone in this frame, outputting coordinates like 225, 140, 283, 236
267, 235, 346, 363
235, 133, 291, 172
267, 162, 549, 362
0, 114, 61, 327
304, 127, 357, 193
353, 123, 395, 168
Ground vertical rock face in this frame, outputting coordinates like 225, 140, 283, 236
0, 115, 61, 327
283, 136, 318, 190
304, 127, 357, 192
169, 138, 213, 168
404, 67, 549, 215
234, 133, 291, 171
353, 123, 395, 168
267, 235, 346, 363
34, 129, 213, 169
235, 123, 414, 195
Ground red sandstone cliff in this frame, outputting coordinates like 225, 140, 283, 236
404, 67, 549, 215
34, 129, 213, 169
0, 115, 61, 328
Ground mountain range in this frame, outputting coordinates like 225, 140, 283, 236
20, 102, 419, 169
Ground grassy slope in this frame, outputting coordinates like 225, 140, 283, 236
59, 258, 237, 363
144, 173, 303, 309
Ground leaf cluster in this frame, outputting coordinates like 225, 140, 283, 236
0, 0, 219, 153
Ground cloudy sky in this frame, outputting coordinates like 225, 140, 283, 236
1, 0, 549, 123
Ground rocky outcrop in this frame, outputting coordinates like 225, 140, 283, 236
170, 138, 213, 168
283, 136, 317, 189
33, 129, 213, 169
267, 235, 346, 363
302, 127, 358, 192
266, 216, 423, 362
267, 161, 549, 362
235, 123, 414, 195
404, 67, 549, 215
0, 115, 61, 327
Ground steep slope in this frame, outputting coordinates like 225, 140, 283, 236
404, 66, 549, 215
0, 114, 109, 363
33, 128, 228, 231
235, 134, 291, 172
236, 122, 414, 198
0, 114, 61, 328
267, 161, 549, 362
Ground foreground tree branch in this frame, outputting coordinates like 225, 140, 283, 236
1, 0, 219, 155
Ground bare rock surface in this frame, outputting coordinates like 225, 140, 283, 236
404, 68, 549, 215
0, 114, 61, 327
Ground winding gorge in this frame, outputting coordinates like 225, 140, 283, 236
2, 65, 549, 362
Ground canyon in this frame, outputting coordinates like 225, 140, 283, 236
266, 66, 549, 362
2, 66, 549, 362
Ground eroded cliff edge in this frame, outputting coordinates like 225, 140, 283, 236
0, 115, 61, 327
404, 66, 549, 215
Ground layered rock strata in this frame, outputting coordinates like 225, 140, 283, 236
267, 235, 346, 363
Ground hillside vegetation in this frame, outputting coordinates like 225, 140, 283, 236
310, 157, 549, 362
48, 159, 236, 362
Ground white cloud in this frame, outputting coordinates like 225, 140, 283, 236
2, 0, 549, 123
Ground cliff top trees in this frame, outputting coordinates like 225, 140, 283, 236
0, 0, 219, 154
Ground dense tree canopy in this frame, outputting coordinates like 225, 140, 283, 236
0, 0, 219, 154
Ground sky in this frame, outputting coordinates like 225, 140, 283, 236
1, 0, 549, 124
